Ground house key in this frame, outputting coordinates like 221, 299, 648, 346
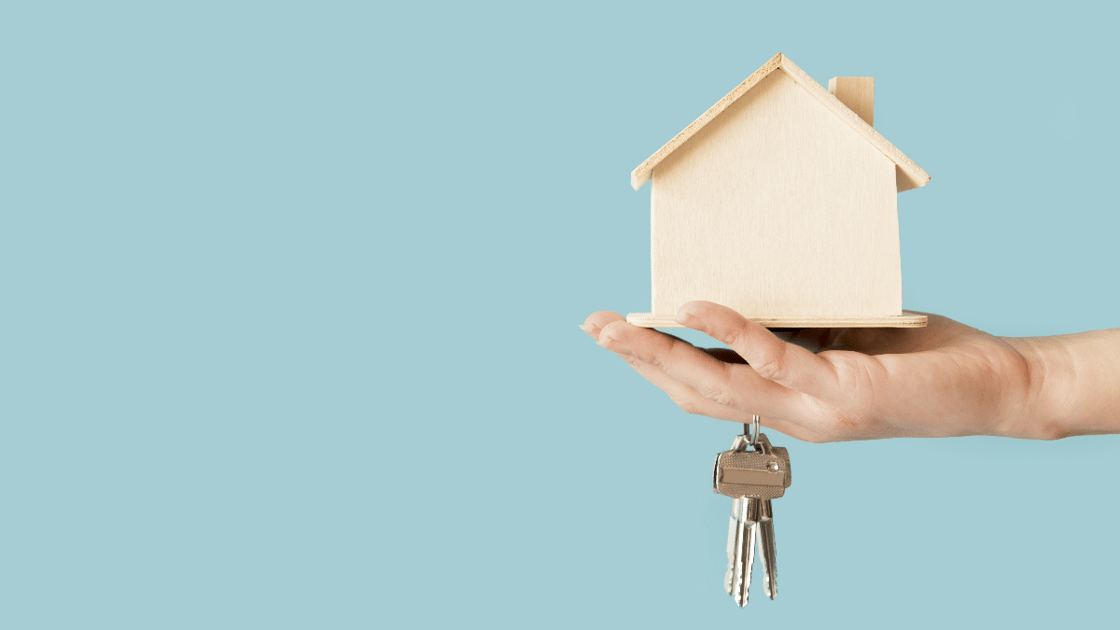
713, 416, 792, 606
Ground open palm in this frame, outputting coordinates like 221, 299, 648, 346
582, 301, 1040, 442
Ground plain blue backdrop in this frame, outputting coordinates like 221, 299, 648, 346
2, 1, 1118, 628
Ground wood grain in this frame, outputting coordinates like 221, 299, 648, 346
649, 69, 903, 321
630, 54, 929, 193
828, 77, 874, 127
625, 311, 928, 329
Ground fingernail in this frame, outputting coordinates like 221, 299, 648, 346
674, 308, 695, 325
578, 323, 598, 337
596, 333, 614, 348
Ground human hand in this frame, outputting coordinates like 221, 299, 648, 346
581, 301, 1045, 442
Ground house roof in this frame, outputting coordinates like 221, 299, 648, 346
630, 53, 930, 192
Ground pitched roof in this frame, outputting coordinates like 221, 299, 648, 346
630, 53, 930, 192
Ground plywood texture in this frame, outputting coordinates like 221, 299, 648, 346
649, 70, 903, 321
829, 77, 874, 126
625, 312, 928, 329
630, 53, 929, 193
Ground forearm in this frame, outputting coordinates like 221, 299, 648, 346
1004, 329, 1120, 439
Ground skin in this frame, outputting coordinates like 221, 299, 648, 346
581, 301, 1120, 443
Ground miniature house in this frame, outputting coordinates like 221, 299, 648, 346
626, 53, 930, 328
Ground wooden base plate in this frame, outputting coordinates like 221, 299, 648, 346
625, 311, 928, 329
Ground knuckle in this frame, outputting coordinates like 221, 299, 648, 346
721, 325, 746, 351
651, 338, 688, 372
697, 366, 737, 408
643, 345, 671, 371
751, 347, 787, 382
620, 355, 643, 368
831, 353, 872, 390
701, 386, 736, 409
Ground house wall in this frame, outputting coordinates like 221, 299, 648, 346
650, 69, 902, 319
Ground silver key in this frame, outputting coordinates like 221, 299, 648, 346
724, 497, 754, 604
714, 417, 791, 607
720, 435, 753, 603
732, 497, 761, 606
752, 434, 781, 600
724, 498, 740, 596
757, 499, 778, 599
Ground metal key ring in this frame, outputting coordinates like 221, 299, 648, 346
744, 414, 761, 446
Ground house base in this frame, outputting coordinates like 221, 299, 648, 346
625, 311, 928, 329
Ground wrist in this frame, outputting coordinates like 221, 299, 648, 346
1000, 330, 1120, 440
999, 336, 1072, 440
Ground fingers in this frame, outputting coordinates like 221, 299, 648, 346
675, 301, 840, 398
596, 319, 812, 422
583, 315, 743, 420
612, 350, 820, 441
602, 338, 811, 436
580, 311, 626, 342
613, 350, 753, 422
580, 312, 826, 442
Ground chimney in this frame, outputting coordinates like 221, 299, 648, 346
828, 77, 874, 127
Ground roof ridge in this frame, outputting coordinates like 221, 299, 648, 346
629, 53, 930, 193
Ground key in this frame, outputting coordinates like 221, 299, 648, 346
758, 498, 777, 599
752, 434, 782, 600
719, 434, 753, 601
713, 420, 792, 606
736, 497, 761, 607
723, 497, 740, 596
724, 496, 759, 606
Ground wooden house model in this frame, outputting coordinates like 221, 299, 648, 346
626, 53, 930, 328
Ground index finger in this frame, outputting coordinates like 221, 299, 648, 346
675, 301, 841, 399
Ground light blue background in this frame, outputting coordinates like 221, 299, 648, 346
2, 1, 1118, 628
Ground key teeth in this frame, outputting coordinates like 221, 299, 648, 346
733, 581, 748, 608
724, 505, 739, 597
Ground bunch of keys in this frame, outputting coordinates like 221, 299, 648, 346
712, 415, 792, 607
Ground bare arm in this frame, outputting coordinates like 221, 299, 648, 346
581, 301, 1120, 442
1009, 330, 1120, 439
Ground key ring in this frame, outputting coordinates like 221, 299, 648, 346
744, 414, 761, 446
